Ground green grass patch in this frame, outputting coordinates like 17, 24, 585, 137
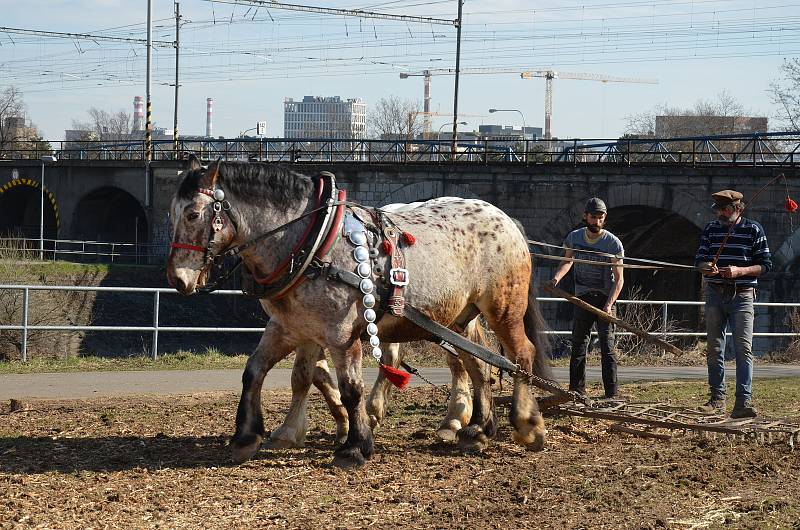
617, 377, 800, 417
0, 349, 253, 374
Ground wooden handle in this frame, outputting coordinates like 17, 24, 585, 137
543, 284, 684, 357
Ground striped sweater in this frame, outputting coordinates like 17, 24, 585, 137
694, 218, 772, 287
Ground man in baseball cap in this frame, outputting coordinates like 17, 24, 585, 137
549, 196, 623, 398
695, 188, 771, 418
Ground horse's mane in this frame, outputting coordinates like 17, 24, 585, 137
178, 162, 314, 211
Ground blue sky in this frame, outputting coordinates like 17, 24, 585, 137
2, 0, 799, 140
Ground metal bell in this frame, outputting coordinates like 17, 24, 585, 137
353, 246, 369, 262
372, 347, 382, 360
367, 322, 378, 335
357, 262, 371, 278
362, 293, 375, 308
363, 308, 376, 322
213, 188, 225, 201
369, 335, 380, 347
349, 231, 367, 246
359, 278, 374, 294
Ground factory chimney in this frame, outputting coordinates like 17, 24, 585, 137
133, 96, 144, 131
206, 98, 213, 137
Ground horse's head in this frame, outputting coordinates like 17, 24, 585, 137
166, 155, 238, 295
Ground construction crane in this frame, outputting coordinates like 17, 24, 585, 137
400, 67, 518, 135
520, 70, 659, 139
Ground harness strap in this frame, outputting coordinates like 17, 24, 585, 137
170, 242, 206, 252
402, 305, 518, 373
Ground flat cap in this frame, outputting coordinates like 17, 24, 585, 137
711, 189, 743, 207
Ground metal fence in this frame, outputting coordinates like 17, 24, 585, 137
2, 284, 799, 362
0, 238, 164, 265
2, 131, 800, 165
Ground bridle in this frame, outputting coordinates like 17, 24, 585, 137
170, 173, 346, 295
170, 187, 236, 273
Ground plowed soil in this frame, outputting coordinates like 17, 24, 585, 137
2, 386, 799, 529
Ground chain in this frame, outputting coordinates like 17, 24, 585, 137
400, 361, 451, 399
513, 365, 593, 406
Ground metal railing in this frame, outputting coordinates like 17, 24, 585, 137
2, 284, 800, 362
0, 238, 165, 264
2, 131, 799, 165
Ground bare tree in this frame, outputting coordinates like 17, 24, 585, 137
0, 86, 47, 158
624, 91, 750, 138
369, 96, 423, 140
72, 107, 134, 142
769, 58, 800, 131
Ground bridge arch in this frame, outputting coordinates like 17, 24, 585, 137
0, 178, 60, 239
72, 186, 148, 243
542, 183, 707, 245
377, 180, 478, 207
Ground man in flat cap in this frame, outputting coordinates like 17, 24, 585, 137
549, 197, 624, 398
695, 189, 772, 418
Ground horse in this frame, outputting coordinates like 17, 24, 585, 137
166, 157, 553, 468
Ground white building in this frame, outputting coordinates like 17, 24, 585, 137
283, 96, 366, 139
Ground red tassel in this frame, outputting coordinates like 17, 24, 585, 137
380, 363, 411, 389
786, 197, 798, 213
381, 240, 394, 254
401, 231, 416, 246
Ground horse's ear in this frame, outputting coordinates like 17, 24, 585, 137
186, 154, 202, 172
200, 158, 222, 189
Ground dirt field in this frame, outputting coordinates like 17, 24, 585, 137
2, 383, 800, 529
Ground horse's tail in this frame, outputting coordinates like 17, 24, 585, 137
512, 217, 554, 381
524, 270, 555, 382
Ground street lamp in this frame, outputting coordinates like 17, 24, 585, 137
39, 155, 57, 260
438, 121, 467, 143
488, 108, 526, 136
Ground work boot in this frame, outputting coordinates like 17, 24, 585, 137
731, 400, 757, 419
698, 397, 725, 413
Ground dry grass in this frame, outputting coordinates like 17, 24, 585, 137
1, 381, 799, 529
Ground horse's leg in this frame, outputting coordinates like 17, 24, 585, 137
311, 352, 349, 445
482, 304, 546, 452
436, 344, 473, 442
455, 349, 496, 452
231, 323, 296, 464
365, 342, 400, 431
265, 342, 323, 449
331, 340, 374, 469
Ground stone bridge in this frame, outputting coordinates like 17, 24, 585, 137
2, 160, 799, 342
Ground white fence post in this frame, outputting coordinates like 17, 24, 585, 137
21, 287, 29, 362
152, 290, 160, 360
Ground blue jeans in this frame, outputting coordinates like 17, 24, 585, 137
704, 284, 755, 403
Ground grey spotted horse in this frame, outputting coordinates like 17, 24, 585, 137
166, 157, 553, 468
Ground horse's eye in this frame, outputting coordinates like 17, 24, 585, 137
188, 212, 200, 221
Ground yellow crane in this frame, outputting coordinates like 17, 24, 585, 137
520, 70, 658, 139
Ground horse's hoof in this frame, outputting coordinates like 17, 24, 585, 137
332, 447, 367, 469
512, 426, 547, 452
231, 434, 263, 464
436, 419, 462, 442
368, 414, 380, 431
436, 428, 458, 442
457, 424, 490, 453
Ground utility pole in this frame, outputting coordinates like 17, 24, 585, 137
173, 1, 180, 157
450, 0, 463, 156
145, 0, 153, 207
